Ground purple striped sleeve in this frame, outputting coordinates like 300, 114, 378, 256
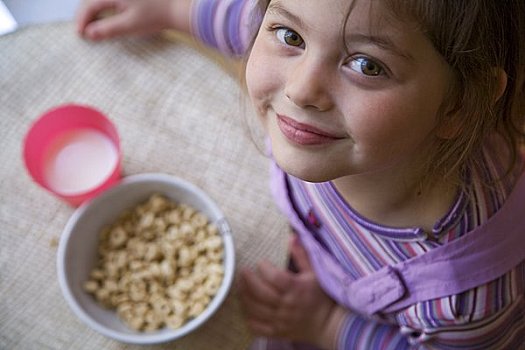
191, 0, 261, 57
337, 313, 409, 350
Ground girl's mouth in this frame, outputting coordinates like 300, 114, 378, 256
276, 114, 345, 145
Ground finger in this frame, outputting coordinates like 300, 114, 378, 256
238, 272, 274, 314
257, 260, 293, 294
239, 268, 281, 307
248, 318, 294, 339
289, 235, 312, 272
246, 318, 276, 338
76, 0, 121, 35
85, 8, 140, 40
239, 292, 276, 322
84, 15, 125, 40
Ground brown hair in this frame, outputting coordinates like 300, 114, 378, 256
249, 0, 525, 184
383, 0, 525, 184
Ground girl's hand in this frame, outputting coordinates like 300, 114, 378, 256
239, 236, 345, 349
76, 0, 189, 41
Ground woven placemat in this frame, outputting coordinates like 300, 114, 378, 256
0, 22, 289, 350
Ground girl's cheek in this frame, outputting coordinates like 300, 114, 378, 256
245, 50, 273, 112
245, 55, 259, 102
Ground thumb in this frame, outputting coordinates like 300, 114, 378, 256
289, 235, 312, 272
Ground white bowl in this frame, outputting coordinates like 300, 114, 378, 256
57, 173, 235, 344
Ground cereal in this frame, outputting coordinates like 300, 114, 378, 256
83, 194, 225, 332
83, 280, 98, 293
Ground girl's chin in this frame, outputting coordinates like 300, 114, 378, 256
273, 154, 339, 183
269, 131, 348, 182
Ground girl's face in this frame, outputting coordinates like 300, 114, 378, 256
246, 0, 454, 183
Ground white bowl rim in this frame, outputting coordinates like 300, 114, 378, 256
56, 172, 235, 344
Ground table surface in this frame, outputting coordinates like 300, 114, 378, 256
0, 22, 289, 350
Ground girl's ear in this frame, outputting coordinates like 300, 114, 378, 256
493, 68, 508, 102
436, 68, 508, 140
435, 94, 462, 140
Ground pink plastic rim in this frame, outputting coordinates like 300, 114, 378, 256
23, 104, 122, 206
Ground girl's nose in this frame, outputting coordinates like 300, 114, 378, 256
284, 57, 334, 111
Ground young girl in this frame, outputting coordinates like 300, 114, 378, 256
77, 0, 525, 348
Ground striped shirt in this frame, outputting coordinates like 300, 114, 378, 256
190, 1, 525, 348
285, 149, 525, 349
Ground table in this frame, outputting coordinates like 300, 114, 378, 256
0, 22, 289, 350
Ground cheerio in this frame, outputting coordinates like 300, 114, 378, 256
83, 194, 225, 332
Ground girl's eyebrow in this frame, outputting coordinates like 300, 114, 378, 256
267, 1, 309, 30
346, 32, 414, 61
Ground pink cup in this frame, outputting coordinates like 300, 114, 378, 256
23, 104, 122, 206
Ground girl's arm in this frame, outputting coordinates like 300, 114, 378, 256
240, 239, 525, 350
337, 268, 525, 350
76, 0, 257, 56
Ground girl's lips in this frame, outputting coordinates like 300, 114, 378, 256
276, 114, 345, 145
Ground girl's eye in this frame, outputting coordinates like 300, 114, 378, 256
349, 57, 384, 76
275, 28, 304, 47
